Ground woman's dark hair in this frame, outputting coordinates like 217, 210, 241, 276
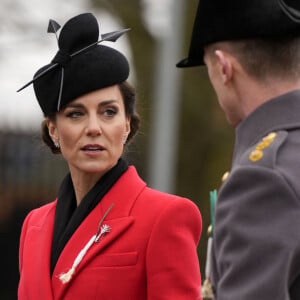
41, 81, 140, 154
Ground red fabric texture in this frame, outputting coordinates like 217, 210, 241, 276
19, 166, 202, 300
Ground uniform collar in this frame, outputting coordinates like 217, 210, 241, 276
233, 89, 300, 163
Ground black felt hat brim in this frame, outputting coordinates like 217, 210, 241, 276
177, 0, 300, 68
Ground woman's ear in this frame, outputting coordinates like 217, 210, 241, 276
46, 118, 59, 143
125, 116, 131, 135
214, 50, 233, 84
123, 116, 131, 143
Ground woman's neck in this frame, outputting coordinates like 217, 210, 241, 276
69, 168, 103, 206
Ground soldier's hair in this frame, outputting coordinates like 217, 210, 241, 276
226, 37, 300, 81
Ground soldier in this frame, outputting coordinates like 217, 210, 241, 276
178, 0, 300, 299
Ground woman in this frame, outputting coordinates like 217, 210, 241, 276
18, 13, 202, 300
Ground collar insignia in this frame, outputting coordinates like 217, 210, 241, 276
249, 132, 277, 162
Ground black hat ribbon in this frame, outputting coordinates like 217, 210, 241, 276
278, 0, 300, 23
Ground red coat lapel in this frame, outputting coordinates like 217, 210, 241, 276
52, 167, 146, 299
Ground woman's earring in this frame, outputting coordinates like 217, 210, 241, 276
54, 141, 60, 149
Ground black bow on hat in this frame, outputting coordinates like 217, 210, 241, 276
18, 13, 130, 115
177, 0, 300, 68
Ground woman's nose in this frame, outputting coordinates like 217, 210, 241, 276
85, 114, 102, 136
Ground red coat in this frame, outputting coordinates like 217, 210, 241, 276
19, 166, 202, 299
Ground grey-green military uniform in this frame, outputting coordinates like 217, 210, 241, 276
211, 89, 300, 299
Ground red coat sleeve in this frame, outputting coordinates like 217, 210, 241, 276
146, 197, 202, 300
19, 211, 33, 275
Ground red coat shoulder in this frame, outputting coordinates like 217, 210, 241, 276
23, 201, 57, 228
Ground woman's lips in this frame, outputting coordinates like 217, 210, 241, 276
81, 144, 105, 153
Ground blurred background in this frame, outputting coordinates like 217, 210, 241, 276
0, 0, 234, 298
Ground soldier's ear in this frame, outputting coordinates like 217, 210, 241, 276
214, 50, 233, 84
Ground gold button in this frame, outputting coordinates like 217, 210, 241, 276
221, 171, 230, 182
249, 149, 263, 162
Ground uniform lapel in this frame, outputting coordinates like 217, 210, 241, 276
52, 166, 146, 299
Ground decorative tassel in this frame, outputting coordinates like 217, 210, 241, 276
59, 234, 96, 284
202, 237, 214, 299
59, 266, 75, 284
58, 224, 111, 284
58, 204, 114, 284
202, 278, 214, 300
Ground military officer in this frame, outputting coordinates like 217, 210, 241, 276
178, 0, 300, 299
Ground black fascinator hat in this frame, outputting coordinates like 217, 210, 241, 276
177, 0, 300, 68
18, 13, 130, 115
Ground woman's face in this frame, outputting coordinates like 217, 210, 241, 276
48, 85, 130, 177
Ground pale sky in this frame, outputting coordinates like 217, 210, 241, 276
0, 0, 133, 130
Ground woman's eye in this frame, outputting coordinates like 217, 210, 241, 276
104, 108, 117, 117
66, 111, 83, 118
